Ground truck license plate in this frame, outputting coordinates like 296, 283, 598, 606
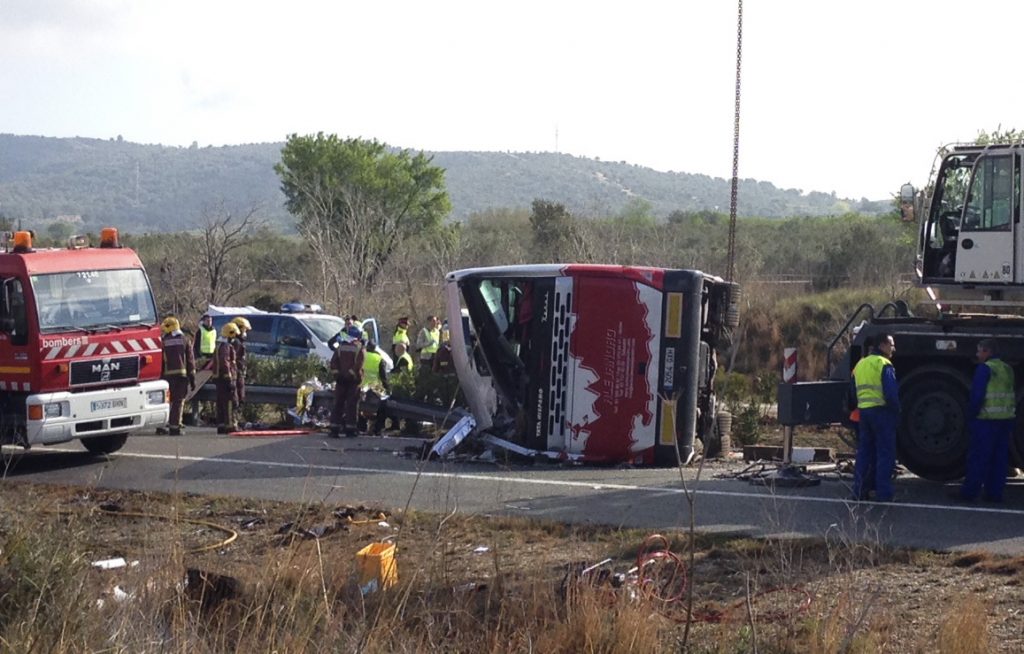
92, 398, 127, 412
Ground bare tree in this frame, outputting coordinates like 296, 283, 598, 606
200, 203, 265, 306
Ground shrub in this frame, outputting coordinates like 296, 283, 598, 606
389, 365, 463, 408
716, 370, 777, 447
244, 355, 328, 387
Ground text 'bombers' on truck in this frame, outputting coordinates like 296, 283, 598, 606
445, 264, 740, 465
779, 142, 1024, 481
0, 229, 169, 455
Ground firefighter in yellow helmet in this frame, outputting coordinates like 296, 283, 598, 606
160, 316, 195, 436
231, 316, 252, 416
214, 322, 240, 434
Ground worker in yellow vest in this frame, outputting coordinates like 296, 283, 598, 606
955, 339, 1016, 503
193, 313, 217, 368
362, 340, 390, 435
850, 333, 900, 502
394, 342, 414, 374
391, 316, 411, 357
416, 315, 441, 365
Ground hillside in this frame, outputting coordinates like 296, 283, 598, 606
0, 134, 889, 233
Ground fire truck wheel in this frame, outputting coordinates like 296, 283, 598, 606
897, 368, 970, 481
82, 433, 129, 455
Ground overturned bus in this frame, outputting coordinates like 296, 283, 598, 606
444, 264, 739, 465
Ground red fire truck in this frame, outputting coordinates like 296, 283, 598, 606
0, 229, 168, 454
445, 264, 739, 464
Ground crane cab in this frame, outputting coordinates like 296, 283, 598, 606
915, 143, 1024, 307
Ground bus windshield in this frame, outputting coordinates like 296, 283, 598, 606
31, 269, 158, 332
461, 277, 532, 410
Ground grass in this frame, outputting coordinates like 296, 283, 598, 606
0, 481, 1020, 652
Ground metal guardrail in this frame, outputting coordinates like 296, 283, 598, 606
193, 384, 466, 428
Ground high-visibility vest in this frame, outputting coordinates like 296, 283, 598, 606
363, 351, 385, 392
199, 326, 217, 355
397, 352, 414, 372
980, 358, 1016, 420
420, 327, 440, 357
852, 354, 892, 409
392, 326, 410, 347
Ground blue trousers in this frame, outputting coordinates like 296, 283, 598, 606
961, 419, 1013, 501
853, 407, 898, 501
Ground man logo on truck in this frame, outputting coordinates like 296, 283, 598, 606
92, 360, 121, 383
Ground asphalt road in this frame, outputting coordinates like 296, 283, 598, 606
4, 428, 1024, 555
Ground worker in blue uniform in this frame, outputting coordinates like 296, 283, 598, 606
956, 339, 1016, 503
850, 333, 900, 502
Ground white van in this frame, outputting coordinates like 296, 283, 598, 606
207, 304, 383, 367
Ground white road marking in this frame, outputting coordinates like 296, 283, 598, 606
41, 446, 1024, 516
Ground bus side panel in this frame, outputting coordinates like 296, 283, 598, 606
565, 276, 662, 462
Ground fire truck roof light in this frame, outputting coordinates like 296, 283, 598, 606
12, 231, 33, 253
99, 227, 120, 248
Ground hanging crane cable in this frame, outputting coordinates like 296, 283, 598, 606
726, 0, 743, 282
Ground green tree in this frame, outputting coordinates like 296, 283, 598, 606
275, 134, 451, 304
616, 197, 656, 226
975, 126, 1024, 144
528, 199, 590, 262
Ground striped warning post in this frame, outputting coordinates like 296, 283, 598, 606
782, 348, 798, 384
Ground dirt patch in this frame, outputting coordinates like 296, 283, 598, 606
2, 481, 1022, 652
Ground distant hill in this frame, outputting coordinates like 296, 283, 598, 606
0, 134, 890, 233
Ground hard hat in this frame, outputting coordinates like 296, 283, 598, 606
222, 322, 241, 339
161, 317, 180, 334
232, 316, 252, 332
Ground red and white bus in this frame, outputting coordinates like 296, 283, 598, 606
445, 264, 738, 465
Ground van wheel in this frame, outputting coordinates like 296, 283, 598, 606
83, 434, 128, 455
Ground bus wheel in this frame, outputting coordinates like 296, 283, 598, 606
897, 369, 969, 481
83, 433, 128, 455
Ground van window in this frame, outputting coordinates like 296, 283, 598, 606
246, 315, 274, 344
277, 317, 309, 348
299, 315, 346, 342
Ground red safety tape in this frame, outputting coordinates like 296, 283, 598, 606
228, 429, 315, 437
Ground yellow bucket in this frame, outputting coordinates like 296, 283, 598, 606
356, 541, 398, 595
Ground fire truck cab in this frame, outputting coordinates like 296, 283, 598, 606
0, 229, 169, 455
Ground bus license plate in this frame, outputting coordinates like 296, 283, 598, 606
92, 398, 127, 412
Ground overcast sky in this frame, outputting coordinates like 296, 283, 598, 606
3, 0, 1022, 201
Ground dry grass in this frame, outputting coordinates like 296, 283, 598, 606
935, 593, 993, 654
1, 481, 1022, 653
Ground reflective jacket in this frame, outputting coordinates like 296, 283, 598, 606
396, 352, 414, 372
162, 330, 196, 379
417, 327, 440, 359
392, 326, 410, 348
363, 350, 389, 394
233, 339, 247, 381
213, 338, 236, 381
852, 353, 898, 410
195, 325, 217, 356
977, 358, 1016, 420
331, 341, 364, 384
